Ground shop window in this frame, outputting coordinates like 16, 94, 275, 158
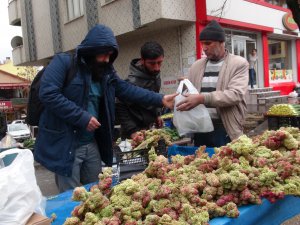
225, 30, 257, 57
66, 0, 84, 21
268, 39, 292, 84
264, 0, 287, 8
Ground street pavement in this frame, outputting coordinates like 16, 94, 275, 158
35, 163, 59, 196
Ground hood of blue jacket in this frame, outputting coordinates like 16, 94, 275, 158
77, 24, 119, 64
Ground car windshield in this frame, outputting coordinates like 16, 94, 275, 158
8, 124, 28, 132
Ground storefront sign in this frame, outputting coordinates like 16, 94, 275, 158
269, 69, 293, 84
162, 76, 178, 89
0, 101, 12, 110
282, 12, 298, 31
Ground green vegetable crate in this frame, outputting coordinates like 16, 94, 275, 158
114, 139, 167, 181
266, 115, 300, 130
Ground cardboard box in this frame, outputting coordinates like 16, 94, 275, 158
26, 213, 52, 225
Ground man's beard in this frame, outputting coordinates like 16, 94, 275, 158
145, 66, 160, 76
91, 62, 108, 82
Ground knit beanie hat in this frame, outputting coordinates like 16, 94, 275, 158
199, 20, 225, 42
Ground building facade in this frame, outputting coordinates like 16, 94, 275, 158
8, 0, 300, 94
0, 58, 30, 122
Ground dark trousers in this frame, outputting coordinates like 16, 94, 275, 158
194, 123, 231, 148
249, 68, 256, 89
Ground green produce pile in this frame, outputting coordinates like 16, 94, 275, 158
127, 128, 180, 151
160, 113, 173, 120
267, 104, 300, 116
131, 129, 172, 150
162, 128, 180, 142
23, 138, 35, 149
64, 127, 300, 225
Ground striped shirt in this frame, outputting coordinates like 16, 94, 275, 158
201, 59, 224, 119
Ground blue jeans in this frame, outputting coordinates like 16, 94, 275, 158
194, 123, 231, 148
55, 141, 102, 193
249, 68, 256, 88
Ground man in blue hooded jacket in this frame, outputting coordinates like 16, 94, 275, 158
34, 24, 176, 192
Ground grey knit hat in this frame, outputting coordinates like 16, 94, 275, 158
199, 20, 225, 42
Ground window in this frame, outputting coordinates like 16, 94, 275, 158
268, 39, 292, 83
264, 0, 287, 8
67, 0, 84, 21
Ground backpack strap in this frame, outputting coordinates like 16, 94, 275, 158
63, 53, 77, 87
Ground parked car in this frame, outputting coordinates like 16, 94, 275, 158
7, 123, 31, 142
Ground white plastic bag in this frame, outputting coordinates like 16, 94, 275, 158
289, 90, 298, 98
0, 148, 45, 225
118, 139, 132, 152
173, 79, 214, 136
0, 134, 18, 149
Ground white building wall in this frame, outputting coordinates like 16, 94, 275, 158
114, 24, 196, 94
98, 0, 134, 36
206, 0, 299, 33
31, 0, 54, 59
58, 0, 88, 52
114, 26, 196, 94
180, 24, 197, 75
161, 0, 195, 21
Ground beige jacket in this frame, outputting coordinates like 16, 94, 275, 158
188, 51, 249, 140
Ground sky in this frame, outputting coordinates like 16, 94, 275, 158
0, 2, 22, 63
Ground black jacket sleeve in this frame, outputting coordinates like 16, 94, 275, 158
115, 102, 140, 138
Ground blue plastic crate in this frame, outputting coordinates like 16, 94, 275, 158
168, 145, 215, 162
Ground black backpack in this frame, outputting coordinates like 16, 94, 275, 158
26, 54, 77, 126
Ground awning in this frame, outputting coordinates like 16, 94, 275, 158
0, 83, 30, 89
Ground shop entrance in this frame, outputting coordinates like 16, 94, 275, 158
232, 35, 256, 59
231, 35, 257, 87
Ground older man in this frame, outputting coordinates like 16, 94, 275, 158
177, 20, 249, 147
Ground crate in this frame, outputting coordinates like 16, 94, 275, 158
114, 139, 167, 180
114, 139, 167, 166
266, 115, 300, 130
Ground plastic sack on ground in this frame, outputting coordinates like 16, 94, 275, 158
289, 90, 298, 98
173, 79, 214, 136
0, 148, 45, 225
118, 139, 132, 152
0, 134, 18, 150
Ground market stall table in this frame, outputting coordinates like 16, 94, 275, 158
45, 146, 300, 224
46, 188, 300, 225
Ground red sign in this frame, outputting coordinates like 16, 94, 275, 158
0, 101, 12, 109
162, 76, 178, 89
282, 12, 298, 31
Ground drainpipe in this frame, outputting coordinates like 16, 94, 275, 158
195, 0, 207, 59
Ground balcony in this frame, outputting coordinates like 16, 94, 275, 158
100, 0, 195, 36
139, 0, 195, 26
8, 0, 21, 26
12, 45, 26, 66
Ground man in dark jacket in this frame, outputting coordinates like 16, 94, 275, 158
116, 42, 164, 139
34, 24, 176, 192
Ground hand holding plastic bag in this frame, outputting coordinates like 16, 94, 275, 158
173, 79, 214, 136
0, 148, 45, 225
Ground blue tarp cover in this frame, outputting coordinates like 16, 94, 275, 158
46, 145, 300, 225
